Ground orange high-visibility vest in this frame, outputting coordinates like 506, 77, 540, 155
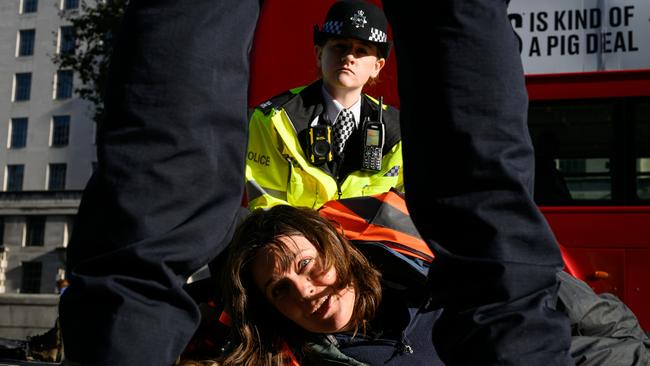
319, 189, 434, 263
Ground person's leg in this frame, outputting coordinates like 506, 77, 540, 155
59, 0, 259, 364
382, 0, 572, 364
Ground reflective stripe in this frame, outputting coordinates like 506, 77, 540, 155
384, 165, 400, 177
264, 187, 288, 201
319, 190, 434, 262
349, 196, 421, 239
246, 179, 287, 202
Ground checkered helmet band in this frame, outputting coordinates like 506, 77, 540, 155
322, 21, 343, 35
368, 27, 387, 43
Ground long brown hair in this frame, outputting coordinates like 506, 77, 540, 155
220, 205, 382, 366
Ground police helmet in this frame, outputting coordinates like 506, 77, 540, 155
314, 0, 391, 59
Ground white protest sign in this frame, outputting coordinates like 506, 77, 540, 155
508, 0, 650, 74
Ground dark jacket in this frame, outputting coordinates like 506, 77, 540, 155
298, 248, 650, 366
558, 271, 650, 366
299, 241, 444, 366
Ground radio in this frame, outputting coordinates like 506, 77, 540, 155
362, 97, 385, 171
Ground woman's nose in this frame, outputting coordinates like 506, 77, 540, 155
292, 278, 315, 299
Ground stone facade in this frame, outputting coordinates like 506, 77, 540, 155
0, 0, 96, 338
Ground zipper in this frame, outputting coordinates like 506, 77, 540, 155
284, 156, 293, 189
381, 241, 435, 263
400, 343, 414, 354
335, 335, 414, 356
335, 152, 344, 199
336, 174, 342, 199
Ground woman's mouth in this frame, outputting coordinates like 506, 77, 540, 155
311, 294, 331, 317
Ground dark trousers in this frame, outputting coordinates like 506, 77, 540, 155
60, 0, 572, 364
58, 0, 259, 364
382, 0, 572, 364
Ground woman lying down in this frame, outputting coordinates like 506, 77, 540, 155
176, 202, 649, 366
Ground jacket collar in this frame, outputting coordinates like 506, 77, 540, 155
282, 80, 326, 133
280, 80, 401, 156
283, 80, 386, 132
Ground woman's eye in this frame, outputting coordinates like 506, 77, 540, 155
299, 258, 312, 270
356, 47, 368, 55
271, 283, 288, 299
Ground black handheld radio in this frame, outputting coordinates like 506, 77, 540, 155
361, 97, 385, 171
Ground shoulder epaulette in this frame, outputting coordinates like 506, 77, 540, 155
257, 87, 305, 115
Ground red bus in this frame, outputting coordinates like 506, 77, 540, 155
249, 0, 650, 330
512, 0, 650, 330
528, 70, 650, 330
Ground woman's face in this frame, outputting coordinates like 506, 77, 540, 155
315, 38, 385, 94
251, 235, 356, 334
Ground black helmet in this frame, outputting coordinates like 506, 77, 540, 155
314, 0, 391, 59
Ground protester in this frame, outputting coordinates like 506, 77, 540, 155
246, 0, 403, 211
219, 204, 444, 366
189, 198, 650, 366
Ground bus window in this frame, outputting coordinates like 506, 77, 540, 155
558, 158, 611, 200
530, 97, 650, 205
637, 101, 650, 199
529, 101, 614, 204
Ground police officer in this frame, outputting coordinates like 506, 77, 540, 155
59, 1, 259, 365
60, 0, 574, 364
246, 0, 403, 211
383, 0, 573, 364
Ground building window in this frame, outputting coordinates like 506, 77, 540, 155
10, 118, 28, 149
58, 26, 75, 55
0, 217, 5, 246
21, 261, 42, 294
61, 216, 73, 248
51, 116, 70, 147
65, 216, 74, 247
55, 70, 73, 99
48, 163, 66, 190
14, 73, 32, 101
6, 165, 24, 192
26, 216, 45, 247
18, 29, 35, 56
62, 0, 79, 10
21, 0, 38, 13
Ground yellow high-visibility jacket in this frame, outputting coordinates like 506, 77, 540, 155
246, 81, 403, 210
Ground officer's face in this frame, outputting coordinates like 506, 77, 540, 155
251, 234, 356, 334
316, 38, 385, 96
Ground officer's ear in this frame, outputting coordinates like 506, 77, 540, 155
370, 57, 385, 78
314, 45, 323, 68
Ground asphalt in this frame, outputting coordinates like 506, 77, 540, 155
0, 360, 59, 366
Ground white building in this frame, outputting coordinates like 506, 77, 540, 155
0, 0, 96, 296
